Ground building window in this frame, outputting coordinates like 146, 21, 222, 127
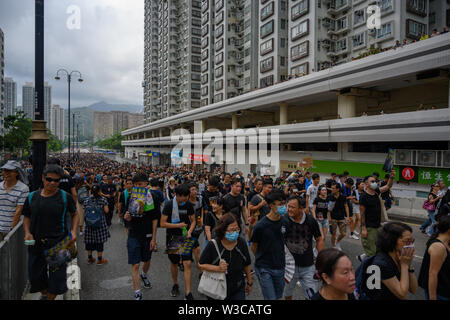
291, 41, 309, 61
192, 10, 201, 18
407, 0, 426, 16
192, 64, 201, 72
215, 38, 224, 51
191, 92, 201, 99
215, 52, 224, 64
192, 46, 201, 54
260, 56, 274, 73
201, 62, 208, 72
377, 22, 392, 39
215, 11, 224, 25
260, 38, 274, 55
379, 0, 393, 13
280, 38, 286, 48
406, 19, 426, 40
353, 9, 365, 26
260, 75, 274, 88
202, 12, 209, 25
202, 37, 209, 48
215, 66, 224, 77
201, 98, 208, 106
291, 20, 309, 41
191, 82, 201, 90
192, 56, 201, 63
291, 0, 309, 21
280, 1, 286, 11
192, 0, 201, 9
281, 19, 287, 30
201, 86, 208, 96
192, 73, 201, 81
215, 80, 223, 91
202, 25, 209, 36
280, 56, 285, 67
201, 74, 208, 84
202, 49, 209, 61
215, 0, 224, 12
215, 24, 224, 38
260, 20, 274, 39
291, 62, 309, 76
192, 28, 202, 36
192, 37, 201, 45
214, 93, 223, 102
260, 2, 274, 21
201, 1, 209, 13
352, 32, 365, 48
192, 18, 201, 27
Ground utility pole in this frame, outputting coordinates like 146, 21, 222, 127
30, 0, 48, 191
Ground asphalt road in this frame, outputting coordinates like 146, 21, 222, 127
77, 214, 428, 301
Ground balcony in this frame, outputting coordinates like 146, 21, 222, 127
327, 0, 350, 14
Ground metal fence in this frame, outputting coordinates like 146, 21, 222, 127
0, 221, 28, 300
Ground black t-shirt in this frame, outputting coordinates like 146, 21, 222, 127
311, 291, 355, 300
101, 183, 116, 203
369, 252, 401, 300
247, 189, 259, 207
250, 216, 285, 269
23, 189, 77, 241
281, 214, 321, 267
126, 190, 161, 240
359, 190, 382, 228
222, 193, 245, 221
59, 174, 75, 194
295, 182, 306, 192
204, 211, 221, 239
199, 238, 251, 297
220, 183, 232, 196
327, 193, 347, 220
201, 189, 220, 213
162, 200, 195, 237
250, 193, 270, 219
313, 196, 329, 220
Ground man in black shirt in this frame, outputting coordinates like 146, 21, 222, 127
124, 173, 160, 300
327, 183, 349, 251
161, 184, 196, 300
201, 176, 220, 214
326, 172, 337, 195
282, 196, 323, 300
222, 178, 249, 237
247, 178, 262, 206
100, 176, 116, 226
359, 170, 395, 260
23, 164, 79, 301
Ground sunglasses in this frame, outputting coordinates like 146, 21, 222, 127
45, 177, 61, 183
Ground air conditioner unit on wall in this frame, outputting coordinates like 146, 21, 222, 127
442, 151, 450, 168
394, 149, 412, 166
417, 150, 437, 167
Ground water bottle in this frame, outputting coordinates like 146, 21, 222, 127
182, 226, 188, 238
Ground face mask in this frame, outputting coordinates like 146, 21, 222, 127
277, 205, 287, 216
225, 231, 239, 242
370, 182, 378, 190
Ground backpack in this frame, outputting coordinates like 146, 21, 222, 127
354, 255, 377, 300
28, 189, 68, 238
84, 197, 104, 228
77, 186, 89, 204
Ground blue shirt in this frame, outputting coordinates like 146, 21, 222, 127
305, 178, 312, 191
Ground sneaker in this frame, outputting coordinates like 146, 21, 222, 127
141, 274, 152, 289
135, 291, 143, 301
87, 257, 96, 265
353, 230, 360, 236
350, 234, 360, 240
170, 284, 180, 297
97, 259, 108, 266
185, 292, 194, 300
357, 253, 366, 262
334, 243, 342, 251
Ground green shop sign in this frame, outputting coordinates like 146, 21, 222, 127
418, 167, 450, 185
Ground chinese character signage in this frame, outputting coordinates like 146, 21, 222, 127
399, 166, 418, 182
418, 168, 450, 185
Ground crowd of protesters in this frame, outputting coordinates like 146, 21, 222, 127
0, 153, 449, 301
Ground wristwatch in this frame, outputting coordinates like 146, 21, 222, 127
245, 223, 249, 226
408, 268, 415, 273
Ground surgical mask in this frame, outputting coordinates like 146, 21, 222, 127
370, 182, 378, 190
277, 205, 287, 215
225, 231, 239, 242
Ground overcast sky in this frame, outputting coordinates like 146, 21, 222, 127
0, 0, 144, 109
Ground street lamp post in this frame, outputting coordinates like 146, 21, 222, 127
55, 69, 83, 163
72, 112, 75, 159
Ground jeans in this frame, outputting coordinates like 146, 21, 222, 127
420, 210, 436, 235
283, 264, 318, 299
255, 266, 285, 300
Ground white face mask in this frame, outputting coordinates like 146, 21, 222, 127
370, 182, 378, 190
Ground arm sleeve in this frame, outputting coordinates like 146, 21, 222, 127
377, 256, 398, 281
310, 217, 322, 239
22, 196, 31, 218
162, 202, 171, 216
67, 194, 77, 214
199, 241, 216, 265
18, 188, 29, 206
250, 223, 261, 244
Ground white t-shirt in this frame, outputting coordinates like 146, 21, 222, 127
306, 185, 319, 209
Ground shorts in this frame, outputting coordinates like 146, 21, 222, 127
316, 218, 329, 229
127, 236, 153, 265
85, 242, 104, 252
168, 253, 193, 265
28, 251, 67, 295
330, 219, 347, 235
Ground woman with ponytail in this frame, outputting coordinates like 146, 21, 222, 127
418, 215, 450, 300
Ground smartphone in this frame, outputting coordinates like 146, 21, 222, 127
293, 189, 298, 193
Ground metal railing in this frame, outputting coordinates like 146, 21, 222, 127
0, 221, 28, 300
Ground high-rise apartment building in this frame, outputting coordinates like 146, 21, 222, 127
22, 82, 51, 121
50, 104, 65, 141
94, 111, 144, 141
4, 78, 17, 117
143, 0, 202, 123
143, 0, 449, 124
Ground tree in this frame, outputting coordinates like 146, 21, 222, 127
47, 129, 63, 153
96, 132, 125, 152
0, 111, 32, 158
